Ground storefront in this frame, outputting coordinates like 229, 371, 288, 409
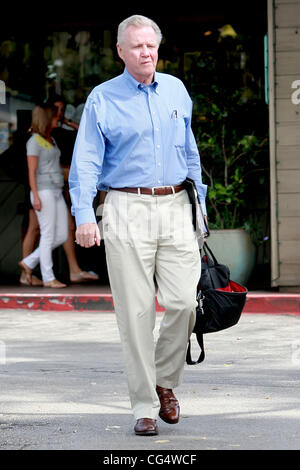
1, 2, 289, 288
267, 0, 300, 290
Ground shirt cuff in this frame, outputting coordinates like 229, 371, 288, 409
74, 208, 97, 227
200, 201, 207, 217
195, 183, 207, 216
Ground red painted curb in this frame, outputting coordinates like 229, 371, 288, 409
0, 291, 300, 314
0, 294, 115, 311
243, 293, 300, 316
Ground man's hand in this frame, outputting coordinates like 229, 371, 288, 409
75, 223, 101, 248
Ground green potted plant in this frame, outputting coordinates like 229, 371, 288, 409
195, 86, 268, 284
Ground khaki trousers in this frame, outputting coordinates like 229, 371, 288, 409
102, 189, 201, 420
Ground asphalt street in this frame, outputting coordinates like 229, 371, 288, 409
0, 308, 300, 451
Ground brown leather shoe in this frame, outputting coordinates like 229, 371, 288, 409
156, 385, 180, 424
134, 418, 158, 436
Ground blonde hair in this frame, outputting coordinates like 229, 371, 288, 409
117, 14, 162, 46
31, 104, 57, 137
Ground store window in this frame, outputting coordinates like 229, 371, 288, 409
1, 16, 266, 140
0, 28, 123, 137
44, 30, 122, 116
0, 10, 270, 284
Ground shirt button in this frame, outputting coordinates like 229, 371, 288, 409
158, 180, 161, 184
157, 144, 160, 149
158, 162, 161, 166
155, 127, 159, 131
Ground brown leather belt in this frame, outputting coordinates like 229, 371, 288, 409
111, 184, 184, 196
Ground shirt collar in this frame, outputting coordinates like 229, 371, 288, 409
122, 68, 159, 94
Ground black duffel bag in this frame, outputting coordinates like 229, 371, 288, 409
186, 243, 248, 365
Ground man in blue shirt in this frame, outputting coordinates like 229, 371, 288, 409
69, 14, 207, 436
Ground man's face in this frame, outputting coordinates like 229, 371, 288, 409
54, 101, 65, 121
51, 114, 60, 129
117, 25, 159, 85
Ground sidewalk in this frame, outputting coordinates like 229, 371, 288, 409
0, 307, 299, 450
1, 283, 300, 315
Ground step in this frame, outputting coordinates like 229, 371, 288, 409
0, 285, 300, 315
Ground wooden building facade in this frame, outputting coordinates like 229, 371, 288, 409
268, 0, 300, 289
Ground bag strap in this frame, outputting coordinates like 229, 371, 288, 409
186, 332, 205, 365
202, 242, 219, 265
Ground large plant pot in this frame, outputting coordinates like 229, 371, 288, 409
205, 229, 256, 285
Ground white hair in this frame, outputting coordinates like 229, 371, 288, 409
117, 14, 162, 46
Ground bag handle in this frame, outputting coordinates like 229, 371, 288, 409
186, 333, 205, 365
202, 242, 219, 266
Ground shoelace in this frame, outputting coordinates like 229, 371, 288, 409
157, 391, 179, 408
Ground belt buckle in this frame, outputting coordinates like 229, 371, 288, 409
151, 186, 175, 195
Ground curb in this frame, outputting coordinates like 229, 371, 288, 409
243, 292, 300, 316
0, 291, 300, 315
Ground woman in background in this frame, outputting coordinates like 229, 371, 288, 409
19, 104, 68, 288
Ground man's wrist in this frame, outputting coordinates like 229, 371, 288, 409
75, 209, 97, 227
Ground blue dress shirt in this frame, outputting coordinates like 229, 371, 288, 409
69, 68, 207, 226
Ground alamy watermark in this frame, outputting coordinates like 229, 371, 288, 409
291, 341, 300, 366
291, 80, 300, 105
95, 198, 205, 242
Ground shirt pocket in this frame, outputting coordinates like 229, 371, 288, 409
173, 113, 186, 147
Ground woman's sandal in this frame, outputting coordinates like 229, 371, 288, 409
18, 261, 33, 285
43, 279, 67, 288
20, 272, 43, 286
70, 271, 99, 283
